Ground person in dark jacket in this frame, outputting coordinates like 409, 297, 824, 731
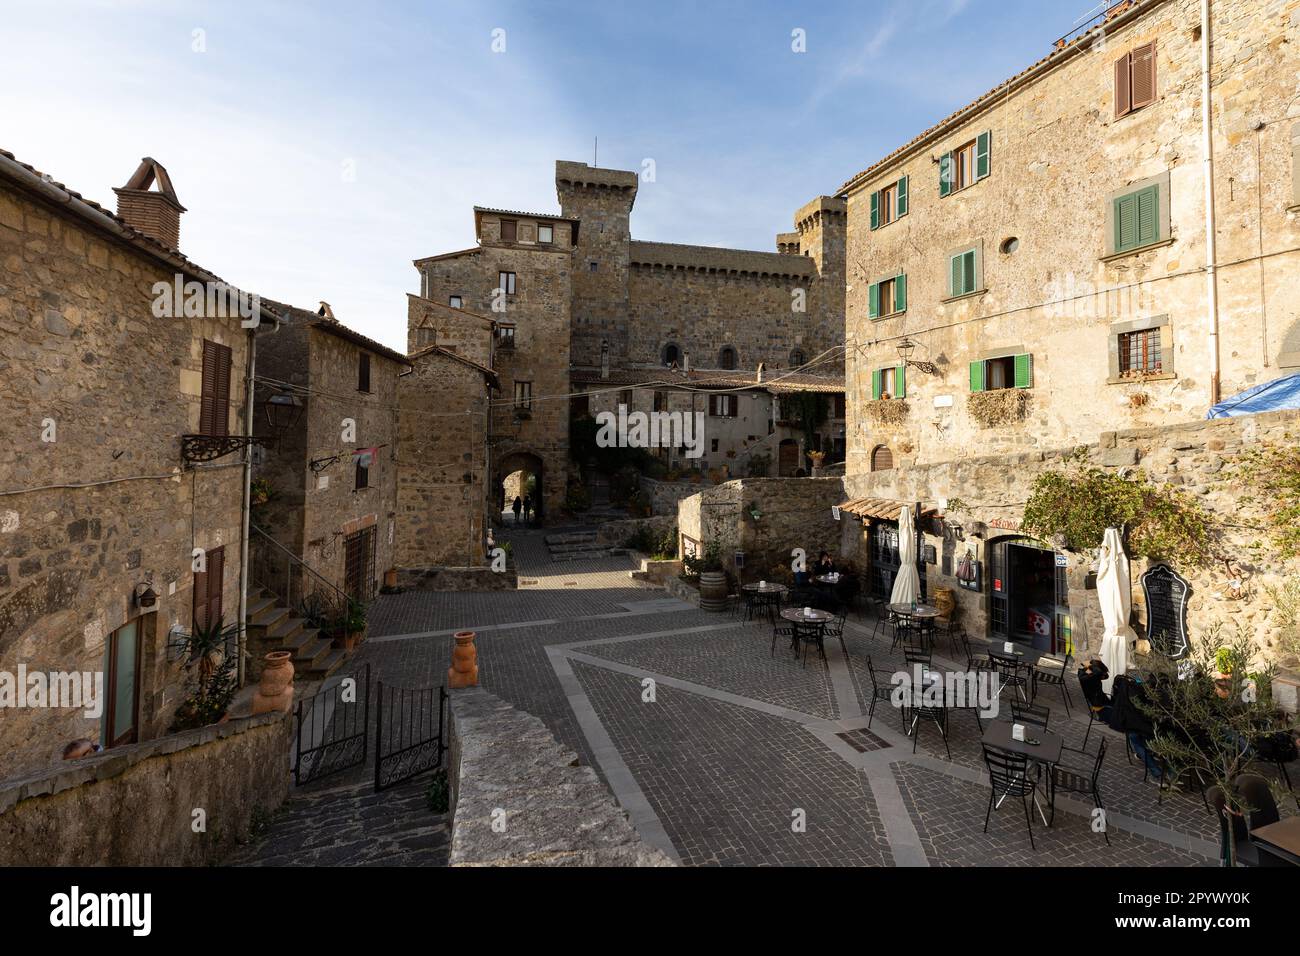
1109, 674, 1161, 780
511, 495, 522, 525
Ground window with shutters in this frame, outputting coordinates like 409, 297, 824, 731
946, 243, 983, 299
870, 177, 908, 230
1114, 42, 1157, 119
940, 132, 991, 196
969, 353, 1033, 392
496, 324, 515, 349
538, 223, 554, 244
500, 219, 517, 242
513, 380, 532, 410
357, 352, 371, 393
871, 445, 894, 472
871, 364, 906, 401
708, 394, 738, 418
498, 271, 517, 295
199, 340, 232, 437
867, 273, 906, 320
1107, 175, 1168, 256
192, 546, 225, 633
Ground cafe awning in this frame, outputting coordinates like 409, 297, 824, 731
837, 497, 941, 521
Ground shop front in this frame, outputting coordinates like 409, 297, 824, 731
986, 535, 1072, 654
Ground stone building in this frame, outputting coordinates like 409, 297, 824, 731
833, 0, 1300, 669
0, 150, 277, 779
249, 301, 410, 676
396, 344, 497, 569
407, 161, 847, 525
841, 0, 1300, 474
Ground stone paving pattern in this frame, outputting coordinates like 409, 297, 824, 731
243, 525, 1300, 866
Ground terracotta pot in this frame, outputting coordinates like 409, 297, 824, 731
698, 570, 729, 612
384, 568, 399, 589
253, 651, 295, 715
448, 630, 479, 688
932, 586, 956, 621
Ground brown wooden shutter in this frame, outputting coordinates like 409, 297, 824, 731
500, 220, 517, 242
1114, 53, 1132, 118
1130, 42, 1156, 110
199, 340, 232, 436
192, 546, 224, 631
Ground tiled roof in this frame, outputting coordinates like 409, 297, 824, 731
837, 497, 941, 521
413, 246, 481, 265
0, 145, 275, 323
472, 206, 578, 223
570, 366, 843, 394
261, 298, 411, 366
836, 0, 1160, 196
407, 343, 499, 385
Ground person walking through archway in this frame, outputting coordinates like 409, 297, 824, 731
511, 495, 522, 525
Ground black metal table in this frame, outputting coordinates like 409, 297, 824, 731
742, 583, 787, 623
982, 719, 1064, 825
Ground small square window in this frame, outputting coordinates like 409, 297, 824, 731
538, 223, 554, 244
1118, 328, 1163, 376
449, 296, 462, 309
589, 261, 599, 272
500, 220, 517, 242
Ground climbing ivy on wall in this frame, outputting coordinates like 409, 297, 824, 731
1021, 463, 1215, 566
1223, 438, 1300, 562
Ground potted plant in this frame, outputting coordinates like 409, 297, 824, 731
168, 616, 241, 732
250, 477, 273, 506
340, 598, 367, 651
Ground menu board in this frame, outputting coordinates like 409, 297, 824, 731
1141, 564, 1191, 660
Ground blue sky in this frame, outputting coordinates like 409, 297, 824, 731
1, 0, 1101, 349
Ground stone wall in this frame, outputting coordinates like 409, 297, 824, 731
396, 566, 517, 592
843, 0, 1300, 476
396, 348, 493, 569
676, 477, 846, 583
0, 710, 292, 866
446, 687, 673, 866
595, 514, 677, 548
0, 179, 250, 780
843, 409, 1300, 668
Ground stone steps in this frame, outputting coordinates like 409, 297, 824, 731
246, 589, 346, 681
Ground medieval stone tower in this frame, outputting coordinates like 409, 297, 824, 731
555, 161, 638, 370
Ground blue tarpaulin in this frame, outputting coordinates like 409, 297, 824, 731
1206, 371, 1300, 419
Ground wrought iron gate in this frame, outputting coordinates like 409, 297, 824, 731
374, 681, 447, 792
293, 663, 370, 786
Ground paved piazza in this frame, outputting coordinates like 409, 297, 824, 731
350, 526, 1295, 866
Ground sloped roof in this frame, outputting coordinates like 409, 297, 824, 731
836, 0, 1163, 196
837, 497, 941, 521
261, 299, 411, 366
407, 343, 499, 386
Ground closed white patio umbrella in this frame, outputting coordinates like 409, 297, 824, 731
1096, 526, 1137, 695
889, 506, 921, 607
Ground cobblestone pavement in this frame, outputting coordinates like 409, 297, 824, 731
327, 526, 1268, 866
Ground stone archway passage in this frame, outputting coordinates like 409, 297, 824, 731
497, 451, 545, 524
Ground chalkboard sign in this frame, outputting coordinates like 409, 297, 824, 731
1141, 564, 1191, 660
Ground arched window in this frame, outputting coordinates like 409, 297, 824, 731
718, 346, 738, 370
871, 445, 894, 472
789, 348, 806, 368
662, 342, 681, 367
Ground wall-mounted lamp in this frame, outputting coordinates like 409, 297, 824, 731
134, 584, 157, 609
748, 503, 763, 522
896, 338, 940, 376
265, 392, 304, 433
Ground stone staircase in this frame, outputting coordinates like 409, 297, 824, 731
245, 588, 347, 681
544, 530, 625, 562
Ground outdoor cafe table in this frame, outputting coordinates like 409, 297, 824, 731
983, 641, 1047, 700
742, 582, 787, 623
779, 607, 833, 656
890, 603, 941, 645
982, 719, 1064, 825
1250, 817, 1300, 867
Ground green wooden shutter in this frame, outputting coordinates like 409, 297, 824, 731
870, 190, 880, 230
894, 272, 907, 313
939, 153, 953, 197
950, 254, 963, 297
969, 360, 985, 392
897, 176, 908, 217
1115, 193, 1140, 252
963, 250, 977, 294
894, 364, 906, 399
1136, 184, 1160, 245
1014, 353, 1034, 389
872, 369, 883, 400
976, 131, 991, 180
868, 281, 879, 319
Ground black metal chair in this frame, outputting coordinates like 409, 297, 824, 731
982, 743, 1042, 850
864, 655, 901, 732
872, 599, 899, 646
1032, 652, 1074, 716
903, 642, 931, 669
1209, 786, 1259, 867
904, 691, 951, 759
1010, 700, 1051, 732
1048, 739, 1110, 845
962, 634, 995, 675
821, 607, 850, 661
795, 620, 827, 668
991, 654, 1032, 703
770, 624, 794, 658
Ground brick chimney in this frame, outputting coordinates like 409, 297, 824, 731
113, 157, 186, 250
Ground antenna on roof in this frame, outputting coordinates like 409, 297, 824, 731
593, 136, 598, 168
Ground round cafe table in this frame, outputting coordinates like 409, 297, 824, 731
780, 607, 834, 665
742, 582, 787, 623
889, 603, 940, 647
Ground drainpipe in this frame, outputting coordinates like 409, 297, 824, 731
237, 324, 258, 686
1200, 0, 1221, 405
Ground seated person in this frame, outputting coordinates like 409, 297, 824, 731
1077, 658, 1111, 715
1109, 673, 1162, 781
815, 551, 837, 576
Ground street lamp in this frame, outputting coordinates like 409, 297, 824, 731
895, 338, 940, 376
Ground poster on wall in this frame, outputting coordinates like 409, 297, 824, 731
1141, 564, 1191, 660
